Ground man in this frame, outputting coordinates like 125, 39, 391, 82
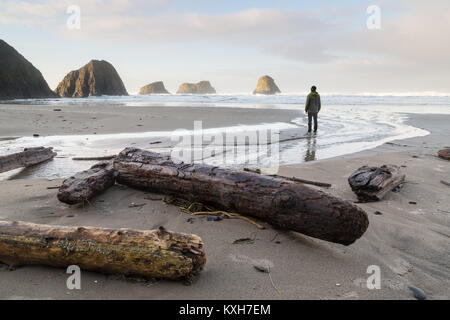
305, 86, 321, 134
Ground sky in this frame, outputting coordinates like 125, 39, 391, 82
1, 0, 449, 94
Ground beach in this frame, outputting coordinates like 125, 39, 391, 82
0, 102, 449, 300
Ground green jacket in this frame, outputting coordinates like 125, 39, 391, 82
305, 92, 321, 113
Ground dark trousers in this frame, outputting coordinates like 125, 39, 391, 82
308, 112, 318, 132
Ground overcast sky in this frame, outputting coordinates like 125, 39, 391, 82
1, 0, 449, 94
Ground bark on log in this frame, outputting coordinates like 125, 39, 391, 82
438, 149, 450, 160
348, 165, 405, 202
0, 221, 206, 281
114, 147, 369, 245
0, 147, 56, 173
58, 161, 116, 205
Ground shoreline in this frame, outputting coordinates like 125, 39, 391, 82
0, 103, 440, 160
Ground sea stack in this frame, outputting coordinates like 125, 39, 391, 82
176, 81, 216, 94
0, 39, 56, 100
139, 81, 170, 95
253, 75, 281, 95
55, 60, 128, 98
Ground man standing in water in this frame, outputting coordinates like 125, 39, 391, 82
305, 86, 321, 134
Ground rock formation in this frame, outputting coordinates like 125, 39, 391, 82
0, 39, 56, 100
253, 75, 281, 95
55, 60, 128, 98
139, 81, 170, 95
176, 81, 216, 94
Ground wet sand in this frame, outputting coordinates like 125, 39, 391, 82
0, 104, 300, 137
0, 107, 449, 300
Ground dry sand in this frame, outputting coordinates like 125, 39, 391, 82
0, 106, 449, 300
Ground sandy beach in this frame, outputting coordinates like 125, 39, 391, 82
0, 103, 300, 137
0, 104, 449, 300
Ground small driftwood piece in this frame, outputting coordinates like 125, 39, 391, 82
57, 161, 116, 205
72, 155, 116, 161
438, 149, 450, 160
348, 165, 405, 202
0, 221, 205, 281
269, 175, 331, 188
441, 180, 450, 187
243, 168, 331, 188
0, 147, 56, 173
114, 148, 369, 245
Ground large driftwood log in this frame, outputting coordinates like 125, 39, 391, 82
0, 147, 56, 173
0, 221, 206, 281
58, 161, 116, 205
348, 165, 405, 202
114, 148, 369, 245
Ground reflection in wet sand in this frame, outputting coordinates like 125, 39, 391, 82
304, 135, 317, 162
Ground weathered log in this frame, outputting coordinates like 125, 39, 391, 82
348, 165, 405, 202
0, 221, 206, 281
114, 148, 369, 245
58, 161, 116, 205
0, 147, 56, 173
438, 149, 450, 160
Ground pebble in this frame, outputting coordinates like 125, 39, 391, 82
33, 134, 39, 137
409, 201, 417, 205
409, 286, 426, 300
374, 211, 383, 215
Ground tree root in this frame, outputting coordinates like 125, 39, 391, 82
164, 196, 265, 229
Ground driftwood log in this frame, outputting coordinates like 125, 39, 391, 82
113, 148, 369, 245
58, 161, 116, 205
348, 165, 405, 202
0, 147, 56, 173
0, 221, 206, 281
438, 149, 450, 160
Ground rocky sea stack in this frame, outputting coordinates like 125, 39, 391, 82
0, 39, 56, 100
253, 75, 281, 95
55, 60, 128, 98
177, 81, 216, 94
139, 81, 170, 95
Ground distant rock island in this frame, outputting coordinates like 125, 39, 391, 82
0, 39, 56, 100
253, 75, 281, 95
177, 81, 216, 94
139, 81, 170, 95
55, 60, 128, 98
